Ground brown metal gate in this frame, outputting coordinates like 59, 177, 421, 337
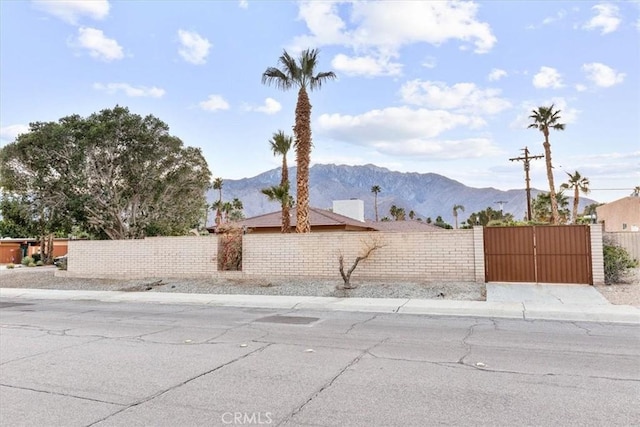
484, 225, 592, 284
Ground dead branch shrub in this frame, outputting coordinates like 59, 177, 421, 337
338, 236, 385, 290
217, 223, 244, 271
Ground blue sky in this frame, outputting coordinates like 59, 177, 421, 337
1, 0, 638, 204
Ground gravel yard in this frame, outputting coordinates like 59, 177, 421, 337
0, 267, 485, 301
2, 266, 639, 306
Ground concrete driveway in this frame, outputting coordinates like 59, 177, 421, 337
486, 283, 610, 305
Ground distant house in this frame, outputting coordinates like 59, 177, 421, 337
207, 206, 378, 234
596, 196, 640, 232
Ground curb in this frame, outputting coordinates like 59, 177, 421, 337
1, 288, 638, 324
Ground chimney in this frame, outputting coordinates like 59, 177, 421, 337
333, 199, 365, 222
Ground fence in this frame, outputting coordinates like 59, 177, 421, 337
604, 232, 640, 260
60, 229, 484, 283
57, 225, 605, 285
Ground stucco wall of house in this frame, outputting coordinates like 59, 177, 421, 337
596, 197, 640, 232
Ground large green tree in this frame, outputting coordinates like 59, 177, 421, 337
269, 130, 293, 232
0, 106, 211, 240
560, 171, 590, 224
262, 48, 336, 233
528, 105, 565, 225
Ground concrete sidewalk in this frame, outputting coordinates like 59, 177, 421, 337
1, 287, 638, 324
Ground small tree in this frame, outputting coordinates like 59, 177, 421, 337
337, 237, 385, 290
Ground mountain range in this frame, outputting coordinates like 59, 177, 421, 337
208, 164, 597, 226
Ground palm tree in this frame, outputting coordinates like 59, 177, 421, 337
371, 185, 381, 221
269, 131, 293, 232
452, 204, 465, 229
408, 210, 416, 220
269, 130, 292, 187
261, 183, 294, 233
528, 105, 565, 225
560, 171, 590, 224
632, 186, 640, 197
212, 177, 223, 225
262, 49, 336, 233
532, 191, 570, 224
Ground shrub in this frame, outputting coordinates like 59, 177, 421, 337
31, 253, 41, 263
7, 263, 15, 269
28, 262, 36, 267
57, 258, 68, 271
36, 260, 44, 266
21, 256, 34, 266
603, 240, 638, 285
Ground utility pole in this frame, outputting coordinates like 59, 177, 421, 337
510, 147, 544, 221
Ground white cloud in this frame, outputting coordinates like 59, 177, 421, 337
542, 9, 567, 25
32, 0, 109, 25
0, 124, 30, 142
532, 66, 563, 89
177, 30, 211, 65
317, 107, 486, 144
245, 97, 282, 114
399, 80, 511, 115
582, 62, 625, 87
199, 95, 230, 111
583, 3, 620, 34
421, 56, 437, 69
238, 0, 248, 9
71, 27, 124, 61
575, 84, 587, 92
292, 1, 496, 56
331, 53, 402, 77
511, 97, 580, 129
488, 68, 507, 81
317, 107, 499, 159
93, 83, 165, 98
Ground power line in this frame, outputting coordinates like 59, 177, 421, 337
510, 147, 544, 221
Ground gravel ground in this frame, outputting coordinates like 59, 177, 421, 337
2, 266, 639, 306
594, 268, 640, 306
0, 266, 486, 301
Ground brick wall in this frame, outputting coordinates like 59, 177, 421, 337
62, 230, 481, 282
590, 224, 604, 285
64, 236, 218, 279
242, 230, 478, 282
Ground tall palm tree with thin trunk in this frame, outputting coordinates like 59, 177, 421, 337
452, 204, 465, 229
212, 177, 223, 225
262, 49, 336, 233
269, 131, 293, 232
561, 171, 590, 224
371, 185, 381, 221
528, 104, 565, 225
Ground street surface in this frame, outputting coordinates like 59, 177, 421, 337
1, 298, 639, 426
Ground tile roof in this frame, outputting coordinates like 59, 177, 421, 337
366, 220, 446, 232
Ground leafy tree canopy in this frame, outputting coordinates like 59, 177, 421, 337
0, 106, 211, 239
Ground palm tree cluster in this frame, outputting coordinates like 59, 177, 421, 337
262, 49, 336, 233
561, 171, 590, 224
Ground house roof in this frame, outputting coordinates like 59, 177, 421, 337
365, 220, 446, 232
208, 207, 378, 233
208, 208, 446, 233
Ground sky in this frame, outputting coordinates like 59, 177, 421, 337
1, 0, 638, 204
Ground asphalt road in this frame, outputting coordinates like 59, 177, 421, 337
1, 298, 639, 427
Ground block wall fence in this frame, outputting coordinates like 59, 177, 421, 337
59, 225, 604, 285
61, 229, 483, 282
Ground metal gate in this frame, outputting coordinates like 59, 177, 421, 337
484, 225, 592, 284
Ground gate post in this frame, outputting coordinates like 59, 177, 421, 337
473, 226, 485, 283
590, 224, 605, 285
